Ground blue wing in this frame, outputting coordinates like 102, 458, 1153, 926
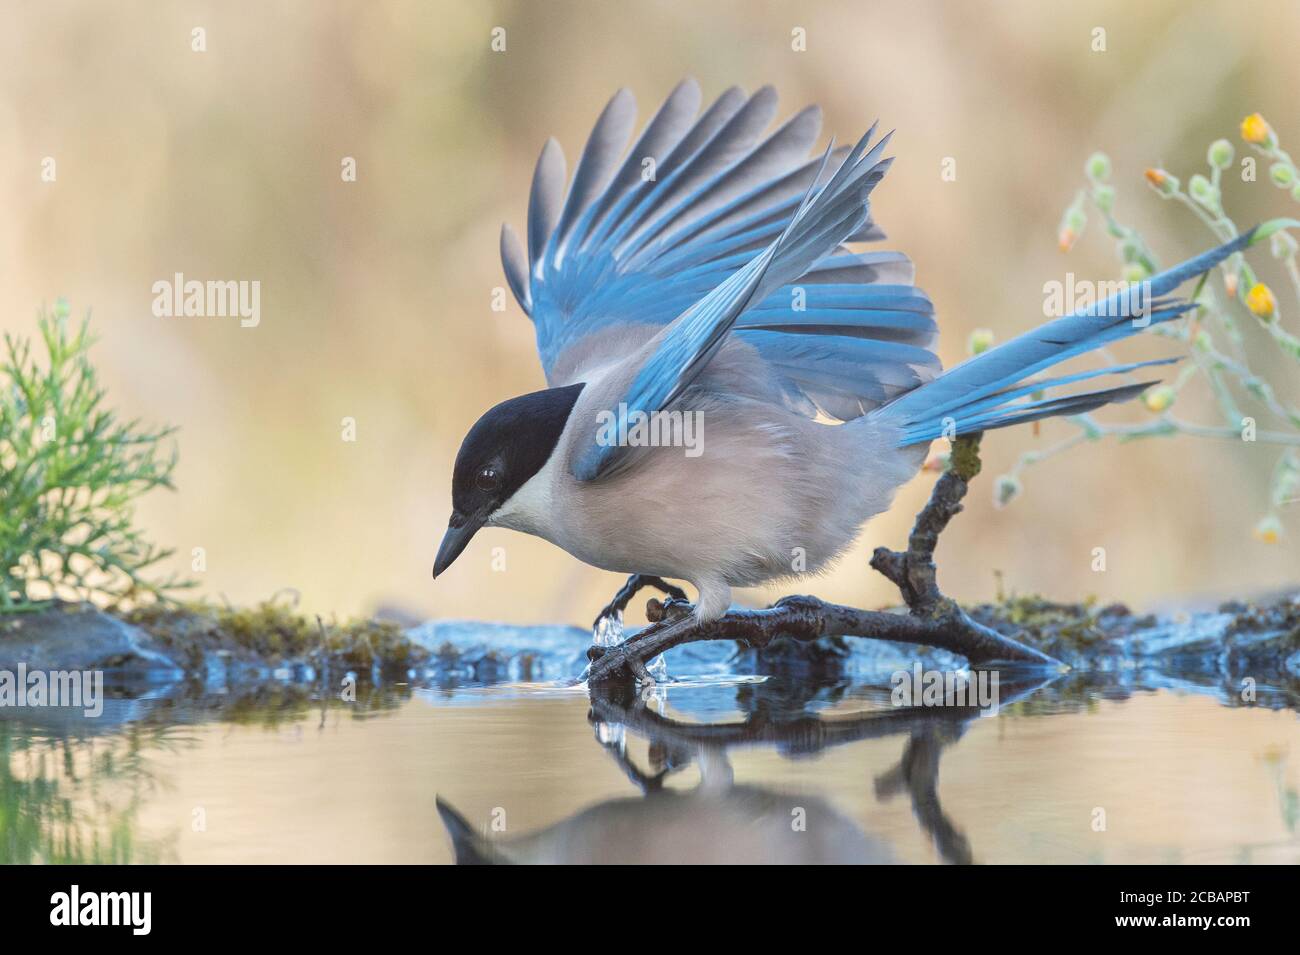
499, 81, 939, 479
570, 126, 907, 480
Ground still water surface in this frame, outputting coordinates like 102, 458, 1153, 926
3, 661, 1298, 864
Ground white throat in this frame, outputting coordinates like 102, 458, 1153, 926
486, 441, 562, 539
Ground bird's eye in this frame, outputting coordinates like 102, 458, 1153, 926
475, 466, 501, 492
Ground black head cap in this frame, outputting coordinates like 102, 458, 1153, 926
433, 382, 584, 577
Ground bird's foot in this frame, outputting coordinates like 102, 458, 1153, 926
591, 610, 626, 648
586, 641, 657, 683
590, 574, 688, 647
587, 598, 701, 687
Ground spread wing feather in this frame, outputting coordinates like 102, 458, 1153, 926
502, 82, 930, 430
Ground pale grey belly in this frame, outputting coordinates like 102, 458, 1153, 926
549, 480, 851, 587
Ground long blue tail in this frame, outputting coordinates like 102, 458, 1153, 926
871, 230, 1255, 445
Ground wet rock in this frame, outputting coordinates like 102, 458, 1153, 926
0, 604, 182, 674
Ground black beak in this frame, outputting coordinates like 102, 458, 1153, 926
433, 512, 484, 578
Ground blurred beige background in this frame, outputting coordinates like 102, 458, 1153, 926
2, 0, 1298, 624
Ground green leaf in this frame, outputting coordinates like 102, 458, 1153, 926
1249, 218, 1300, 245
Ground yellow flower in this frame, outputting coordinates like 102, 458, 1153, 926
1253, 515, 1283, 544
1057, 226, 1076, 253
1144, 167, 1166, 187
1260, 743, 1288, 765
1246, 282, 1276, 319
1241, 112, 1272, 146
1143, 386, 1174, 413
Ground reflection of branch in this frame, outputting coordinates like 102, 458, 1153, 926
588, 673, 1051, 865
591, 723, 687, 795
588, 672, 1049, 760
592, 689, 973, 754
875, 727, 973, 865
587, 435, 1057, 686
599, 741, 672, 793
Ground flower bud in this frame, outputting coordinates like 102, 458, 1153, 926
1086, 152, 1112, 182
968, 328, 995, 355
1143, 385, 1175, 413
1189, 174, 1218, 210
1093, 184, 1115, 213
1208, 139, 1234, 169
1240, 112, 1273, 146
1224, 271, 1239, 299
53, 297, 70, 320
1144, 168, 1178, 195
1246, 282, 1276, 319
1123, 262, 1149, 284
1058, 203, 1086, 252
1252, 514, 1283, 544
993, 474, 1022, 510
1270, 162, 1295, 188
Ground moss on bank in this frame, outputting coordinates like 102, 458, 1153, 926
5, 588, 1297, 691
975, 594, 1120, 651
969, 590, 1300, 660
122, 599, 427, 675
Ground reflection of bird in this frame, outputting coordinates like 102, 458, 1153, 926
433, 671, 1060, 864
433, 79, 1253, 625
435, 757, 894, 865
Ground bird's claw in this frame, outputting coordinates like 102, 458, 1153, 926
591, 600, 624, 633
587, 643, 654, 685
646, 595, 692, 623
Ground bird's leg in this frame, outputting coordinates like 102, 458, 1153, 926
591, 574, 689, 647
586, 598, 701, 685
